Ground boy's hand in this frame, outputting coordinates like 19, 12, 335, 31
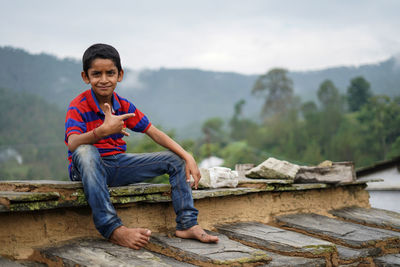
100, 103, 135, 136
185, 154, 201, 189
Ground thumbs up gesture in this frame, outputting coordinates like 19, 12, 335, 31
100, 103, 135, 137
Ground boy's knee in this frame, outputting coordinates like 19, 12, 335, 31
164, 151, 185, 168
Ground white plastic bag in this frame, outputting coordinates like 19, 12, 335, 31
199, 167, 239, 188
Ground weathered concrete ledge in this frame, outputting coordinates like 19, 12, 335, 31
0, 178, 377, 213
0, 179, 373, 260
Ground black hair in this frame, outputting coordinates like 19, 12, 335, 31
82, 44, 122, 75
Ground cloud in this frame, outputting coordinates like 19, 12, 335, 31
1, 0, 399, 74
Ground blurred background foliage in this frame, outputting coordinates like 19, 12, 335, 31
1, 48, 400, 181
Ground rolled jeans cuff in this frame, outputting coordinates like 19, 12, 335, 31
101, 218, 123, 239
176, 220, 198, 231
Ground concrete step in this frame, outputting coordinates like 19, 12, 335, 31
148, 231, 271, 266
33, 238, 196, 267
330, 206, 400, 232
276, 213, 400, 252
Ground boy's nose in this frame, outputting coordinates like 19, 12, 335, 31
100, 74, 108, 83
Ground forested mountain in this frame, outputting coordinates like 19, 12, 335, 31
1, 46, 399, 137
0, 87, 66, 179
1, 46, 399, 180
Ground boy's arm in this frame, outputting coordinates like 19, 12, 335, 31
145, 125, 201, 189
68, 103, 135, 152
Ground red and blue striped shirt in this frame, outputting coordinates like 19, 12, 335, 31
64, 89, 151, 175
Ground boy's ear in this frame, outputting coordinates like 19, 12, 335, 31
81, 71, 90, 84
117, 69, 124, 82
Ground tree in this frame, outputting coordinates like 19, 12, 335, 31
317, 80, 341, 110
229, 99, 259, 141
300, 101, 318, 120
358, 95, 400, 159
201, 117, 228, 158
252, 68, 294, 117
347, 76, 372, 112
315, 80, 345, 156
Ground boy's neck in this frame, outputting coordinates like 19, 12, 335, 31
94, 93, 112, 106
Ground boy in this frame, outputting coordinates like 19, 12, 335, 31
65, 43, 218, 249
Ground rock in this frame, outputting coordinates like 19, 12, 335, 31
245, 158, 300, 180
295, 162, 356, 184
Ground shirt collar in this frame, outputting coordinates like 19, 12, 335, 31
90, 89, 121, 115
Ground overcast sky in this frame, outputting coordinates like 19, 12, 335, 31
1, 0, 399, 74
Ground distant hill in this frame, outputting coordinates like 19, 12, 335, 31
1, 46, 399, 138
0, 87, 67, 179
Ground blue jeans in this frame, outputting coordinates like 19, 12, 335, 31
70, 145, 199, 238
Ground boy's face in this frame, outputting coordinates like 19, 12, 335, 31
81, 58, 124, 101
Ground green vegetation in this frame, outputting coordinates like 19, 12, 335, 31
191, 69, 400, 169
0, 87, 68, 180
0, 46, 399, 181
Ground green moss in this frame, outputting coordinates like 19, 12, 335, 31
212, 251, 271, 265
109, 184, 171, 197
303, 244, 336, 255
9, 200, 60, 211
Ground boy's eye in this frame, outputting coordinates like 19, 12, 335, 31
107, 71, 116, 75
91, 72, 101, 77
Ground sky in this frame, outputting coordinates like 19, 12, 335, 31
0, 0, 399, 74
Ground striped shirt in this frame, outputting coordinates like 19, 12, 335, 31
65, 89, 151, 175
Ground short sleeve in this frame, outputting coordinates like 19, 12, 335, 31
65, 106, 86, 143
125, 101, 151, 133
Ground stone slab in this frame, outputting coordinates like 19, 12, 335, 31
260, 251, 326, 267
109, 183, 171, 196
0, 256, 26, 266
238, 177, 294, 185
0, 191, 60, 203
330, 206, 400, 231
216, 222, 335, 257
336, 244, 381, 262
245, 157, 300, 180
148, 231, 271, 266
36, 238, 195, 267
276, 213, 400, 248
295, 162, 356, 184
0, 180, 83, 189
274, 183, 329, 191
192, 187, 267, 199
0, 256, 46, 266
373, 253, 400, 266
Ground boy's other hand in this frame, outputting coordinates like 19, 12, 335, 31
185, 154, 201, 189
101, 103, 135, 136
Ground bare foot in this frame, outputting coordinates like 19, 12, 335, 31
175, 225, 219, 243
110, 225, 151, 250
